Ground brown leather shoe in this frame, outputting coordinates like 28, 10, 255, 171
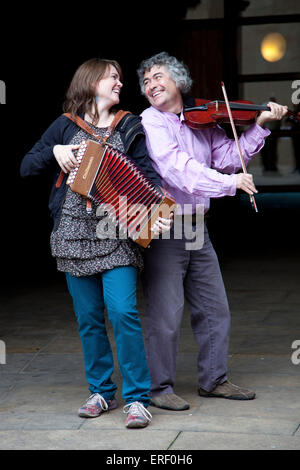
198, 380, 256, 400
150, 393, 190, 410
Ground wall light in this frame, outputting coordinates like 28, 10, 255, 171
261, 33, 286, 62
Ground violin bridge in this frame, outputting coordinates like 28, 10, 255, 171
216, 101, 219, 112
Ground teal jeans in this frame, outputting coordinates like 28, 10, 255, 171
66, 266, 150, 406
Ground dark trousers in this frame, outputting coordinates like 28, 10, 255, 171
142, 223, 230, 395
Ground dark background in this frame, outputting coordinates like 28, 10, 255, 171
1, 0, 299, 287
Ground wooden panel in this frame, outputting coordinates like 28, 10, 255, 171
176, 27, 225, 101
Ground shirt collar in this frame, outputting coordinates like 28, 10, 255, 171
150, 106, 185, 122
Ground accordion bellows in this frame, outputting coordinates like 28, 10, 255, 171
66, 139, 176, 247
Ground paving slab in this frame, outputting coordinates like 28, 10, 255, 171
0, 412, 82, 430
80, 406, 299, 436
149, 414, 299, 436
0, 429, 178, 450
169, 431, 300, 450
228, 354, 300, 376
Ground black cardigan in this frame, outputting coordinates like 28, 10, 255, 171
20, 113, 162, 230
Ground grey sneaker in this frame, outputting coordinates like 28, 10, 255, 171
198, 380, 256, 400
150, 393, 190, 411
123, 402, 152, 428
78, 393, 118, 417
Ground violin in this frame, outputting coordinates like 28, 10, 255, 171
184, 98, 300, 129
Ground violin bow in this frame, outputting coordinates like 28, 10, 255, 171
221, 81, 258, 212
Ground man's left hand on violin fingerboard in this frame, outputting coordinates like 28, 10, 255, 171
256, 102, 288, 127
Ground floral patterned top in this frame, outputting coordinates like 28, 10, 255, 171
50, 122, 143, 277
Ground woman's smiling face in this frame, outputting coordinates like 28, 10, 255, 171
95, 64, 123, 107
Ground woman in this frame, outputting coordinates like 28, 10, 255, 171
20, 58, 164, 429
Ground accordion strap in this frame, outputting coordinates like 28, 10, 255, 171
55, 110, 131, 189
63, 110, 131, 144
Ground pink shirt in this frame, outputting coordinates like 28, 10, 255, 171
141, 106, 270, 214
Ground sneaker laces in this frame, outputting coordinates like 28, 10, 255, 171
123, 401, 152, 422
85, 393, 108, 411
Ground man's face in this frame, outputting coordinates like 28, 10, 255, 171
143, 65, 182, 113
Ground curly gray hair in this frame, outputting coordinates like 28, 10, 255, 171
137, 51, 193, 96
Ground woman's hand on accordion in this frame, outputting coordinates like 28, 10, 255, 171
53, 144, 80, 173
151, 212, 174, 235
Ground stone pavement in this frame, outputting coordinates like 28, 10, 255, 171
0, 245, 300, 451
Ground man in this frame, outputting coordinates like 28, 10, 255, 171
137, 52, 287, 411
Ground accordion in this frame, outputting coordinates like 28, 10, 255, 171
66, 139, 176, 247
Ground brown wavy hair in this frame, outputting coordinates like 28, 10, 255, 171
63, 58, 123, 125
